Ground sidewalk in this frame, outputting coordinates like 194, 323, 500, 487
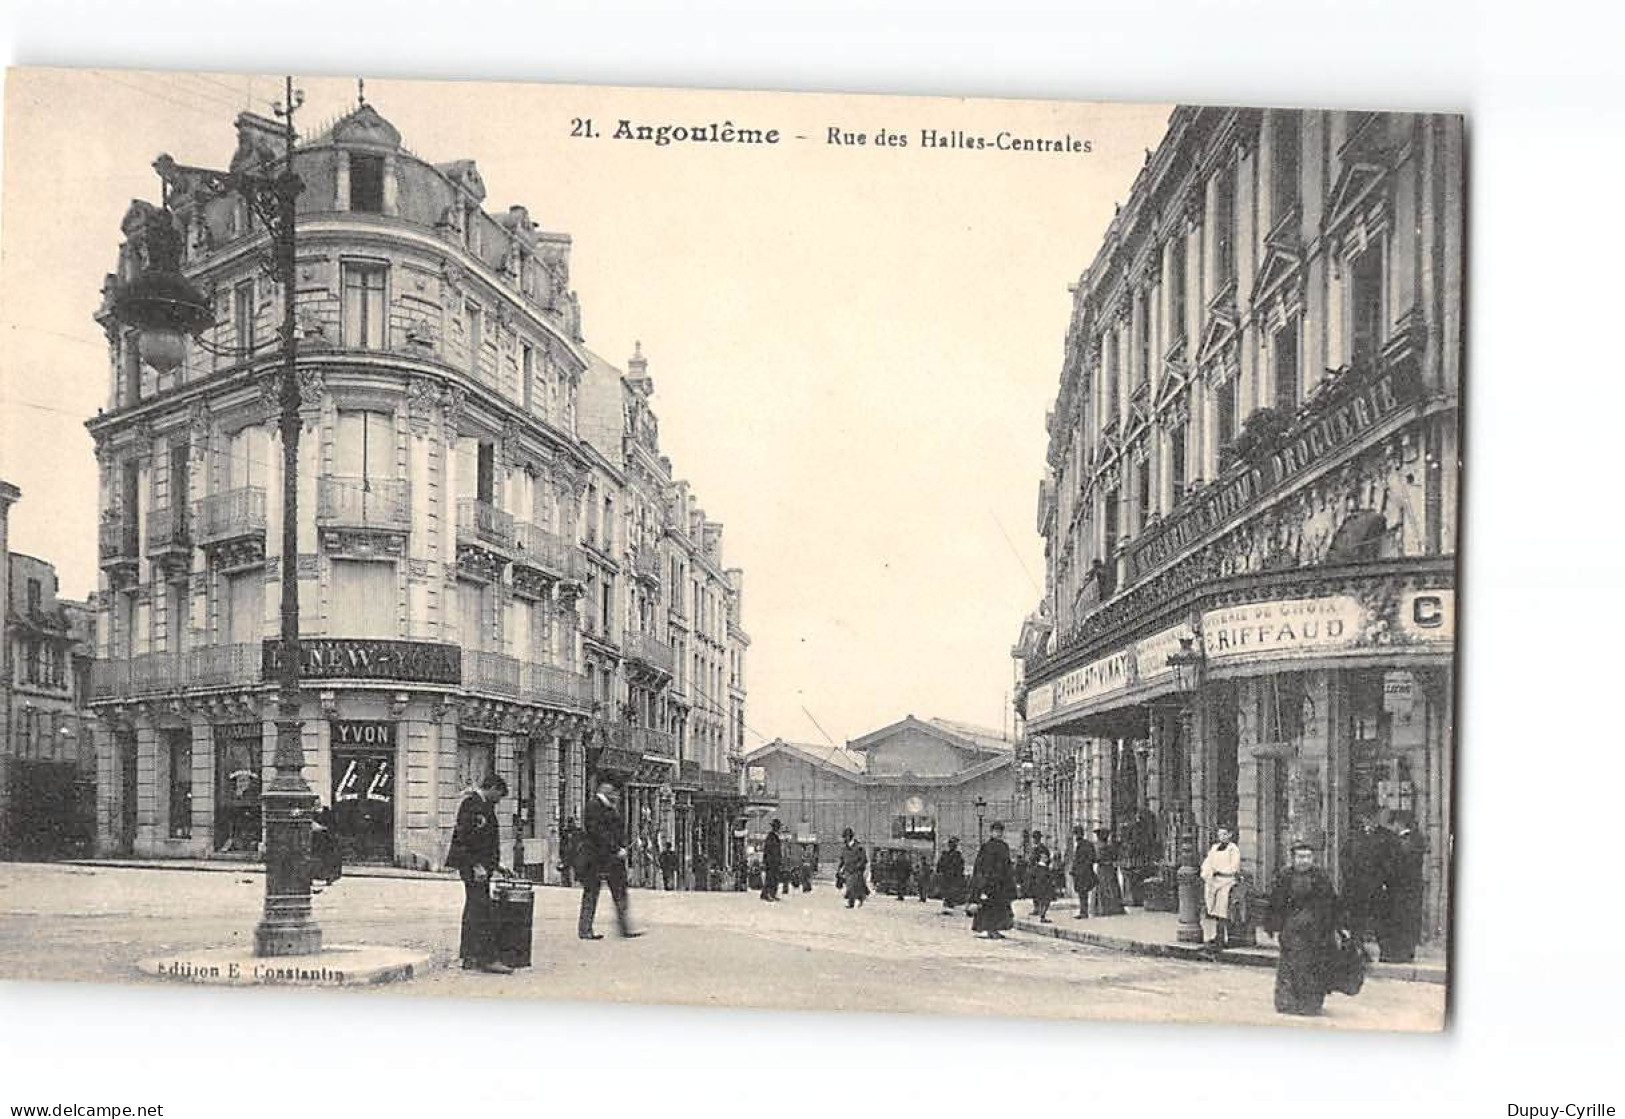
60, 857, 448, 881
1013, 899, 1447, 986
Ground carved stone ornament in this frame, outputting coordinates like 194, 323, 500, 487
260, 373, 283, 430
440, 259, 467, 306
406, 377, 439, 433
441, 385, 468, 438
187, 398, 212, 442
129, 420, 155, 458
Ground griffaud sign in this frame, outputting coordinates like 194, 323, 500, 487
261, 639, 462, 685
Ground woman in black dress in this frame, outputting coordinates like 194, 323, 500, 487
1264, 837, 1342, 1016
970, 822, 1018, 939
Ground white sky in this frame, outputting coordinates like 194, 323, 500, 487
0, 68, 1172, 748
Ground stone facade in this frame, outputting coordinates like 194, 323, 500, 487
1, 485, 97, 859
83, 103, 747, 878
1014, 108, 1462, 939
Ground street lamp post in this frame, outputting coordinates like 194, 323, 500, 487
974, 795, 987, 845
1166, 635, 1205, 946
114, 77, 319, 957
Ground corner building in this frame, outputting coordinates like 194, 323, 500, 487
84, 104, 746, 878
1015, 108, 1461, 945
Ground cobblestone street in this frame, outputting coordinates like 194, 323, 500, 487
0, 863, 1443, 1031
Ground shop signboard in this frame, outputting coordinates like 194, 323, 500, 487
262, 638, 461, 685
1029, 621, 1191, 727
1382, 670, 1417, 715
1397, 589, 1455, 646
1201, 595, 1365, 666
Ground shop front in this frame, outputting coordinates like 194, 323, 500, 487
329, 719, 396, 864
1026, 568, 1454, 944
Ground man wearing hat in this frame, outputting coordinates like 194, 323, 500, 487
936, 837, 967, 914
444, 772, 511, 973
837, 827, 869, 908
1070, 825, 1098, 919
761, 818, 784, 902
1263, 832, 1341, 1015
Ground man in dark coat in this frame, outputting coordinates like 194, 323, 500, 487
659, 842, 679, 890
1378, 812, 1428, 963
444, 772, 511, 973
936, 837, 967, 914
760, 819, 784, 901
558, 816, 580, 887
970, 821, 1018, 939
1264, 837, 1342, 1015
916, 853, 931, 903
577, 780, 641, 939
1341, 813, 1396, 943
1070, 826, 1098, 919
837, 828, 869, 908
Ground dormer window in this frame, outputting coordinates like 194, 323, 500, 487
350, 154, 385, 213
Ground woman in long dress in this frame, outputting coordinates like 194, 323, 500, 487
970, 822, 1018, 939
1264, 837, 1342, 1016
1092, 827, 1125, 916
936, 837, 968, 913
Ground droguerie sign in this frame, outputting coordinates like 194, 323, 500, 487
1201, 596, 1364, 664
262, 639, 461, 685
1126, 368, 1416, 582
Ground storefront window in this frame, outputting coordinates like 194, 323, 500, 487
214, 723, 262, 854
457, 730, 496, 791
166, 729, 192, 839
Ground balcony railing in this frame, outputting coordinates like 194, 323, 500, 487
679, 759, 701, 785
701, 769, 740, 796
624, 631, 676, 676
513, 521, 575, 579
195, 487, 267, 545
90, 643, 263, 701
457, 498, 515, 553
98, 516, 139, 565
463, 649, 520, 696
628, 725, 677, 759
317, 476, 410, 529
519, 661, 592, 710
185, 643, 263, 689
632, 545, 661, 584
146, 505, 190, 554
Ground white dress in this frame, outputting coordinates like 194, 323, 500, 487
1200, 842, 1242, 919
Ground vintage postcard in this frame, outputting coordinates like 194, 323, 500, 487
0, 68, 1461, 1032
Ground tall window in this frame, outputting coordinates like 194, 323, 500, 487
1216, 378, 1237, 450
227, 426, 267, 491
1170, 423, 1188, 501
1103, 489, 1120, 561
1169, 235, 1187, 346
1136, 457, 1152, 529
1215, 166, 1237, 289
341, 263, 387, 350
1349, 248, 1385, 366
1274, 319, 1301, 414
522, 344, 535, 412
1104, 337, 1119, 423
224, 570, 260, 645
335, 411, 395, 482
331, 559, 396, 639
466, 304, 483, 378
459, 581, 487, 651
233, 279, 256, 355
121, 333, 141, 408
349, 154, 385, 213
25, 579, 40, 614
168, 441, 190, 526
1136, 295, 1151, 387
1271, 112, 1301, 227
